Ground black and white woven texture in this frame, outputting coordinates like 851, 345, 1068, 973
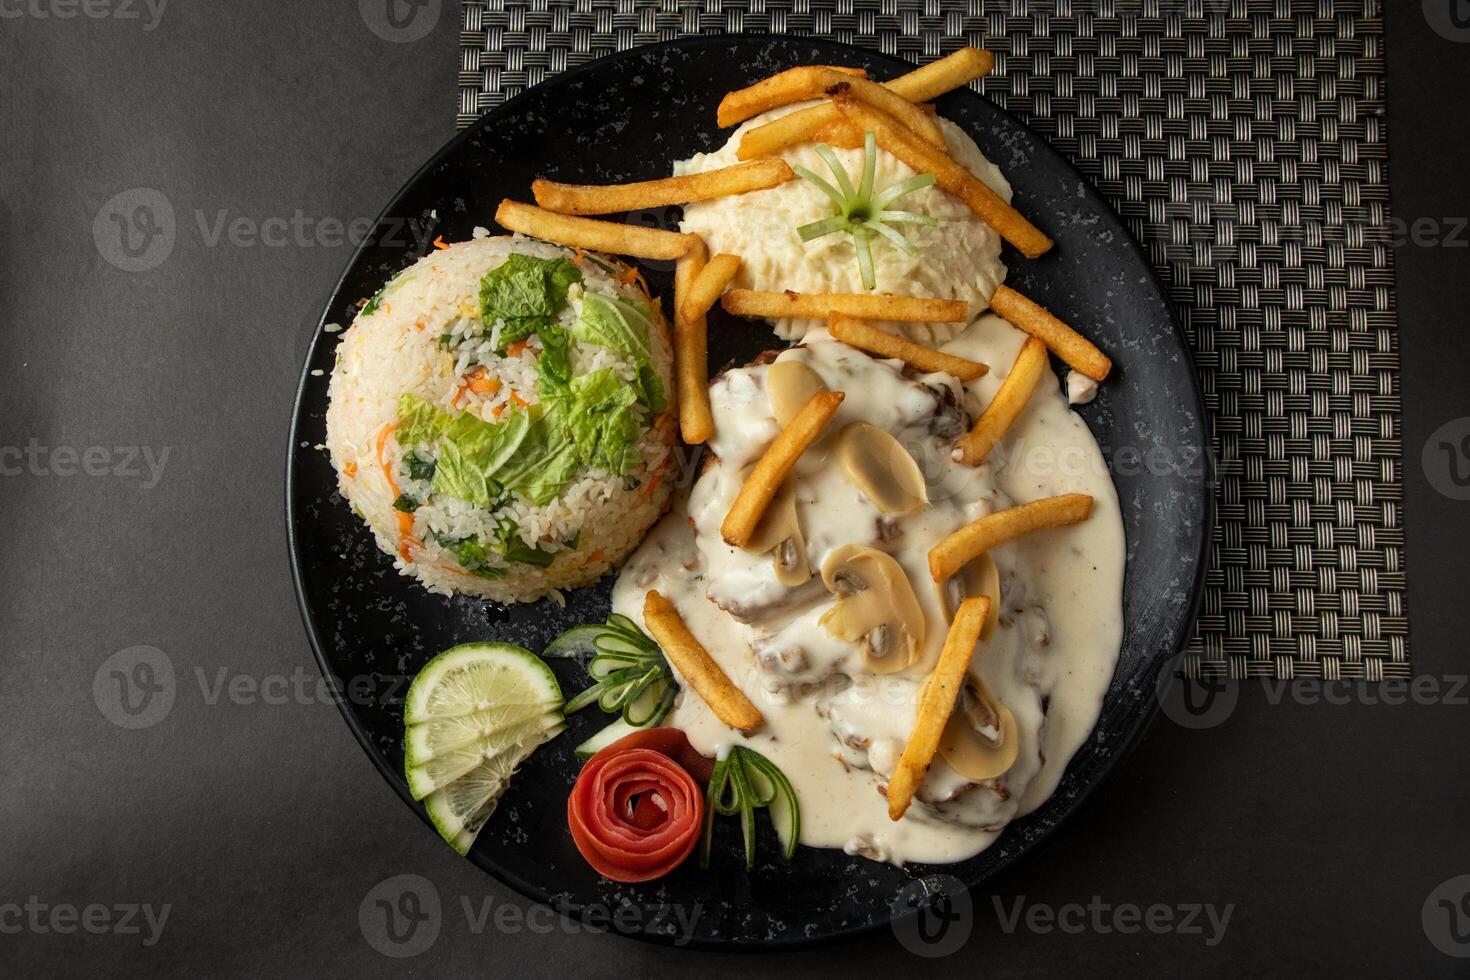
456, 0, 1409, 681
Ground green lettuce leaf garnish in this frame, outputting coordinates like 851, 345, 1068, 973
563, 369, 643, 475
431, 533, 506, 579
634, 363, 667, 414
396, 393, 454, 446
396, 394, 532, 508
478, 254, 582, 350
490, 517, 557, 567
496, 405, 582, 506
536, 323, 573, 394
570, 293, 667, 412
430, 440, 496, 508
572, 293, 653, 365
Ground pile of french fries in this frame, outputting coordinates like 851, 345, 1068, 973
486, 49, 1122, 814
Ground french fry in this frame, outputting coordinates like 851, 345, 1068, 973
928, 493, 1094, 585
831, 98, 1054, 259
718, 66, 845, 127
674, 238, 714, 445
722, 289, 968, 324
643, 590, 763, 733
678, 252, 743, 324
953, 337, 1047, 465
828, 313, 988, 381
494, 200, 696, 260
737, 47, 994, 160
884, 47, 995, 103
823, 73, 945, 146
989, 285, 1112, 382
887, 595, 991, 820
738, 105, 843, 160
722, 390, 845, 547
530, 160, 795, 215
719, 67, 944, 146
810, 119, 866, 149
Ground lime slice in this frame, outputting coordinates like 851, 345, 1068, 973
401, 643, 565, 853
406, 703, 562, 766
404, 643, 561, 724
406, 713, 565, 800
421, 750, 525, 855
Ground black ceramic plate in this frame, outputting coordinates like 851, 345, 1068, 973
287, 36, 1212, 950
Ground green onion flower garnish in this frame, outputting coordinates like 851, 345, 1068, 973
792, 130, 939, 290
546, 614, 677, 728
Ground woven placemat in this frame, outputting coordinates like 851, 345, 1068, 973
456, 0, 1409, 681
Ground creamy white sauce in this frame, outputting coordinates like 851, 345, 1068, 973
675, 103, 1011, 345
612, 315, 1125, 865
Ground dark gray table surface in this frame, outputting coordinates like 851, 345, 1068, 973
3, 3, 1468, 977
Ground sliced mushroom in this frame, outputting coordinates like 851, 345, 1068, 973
937, 672, 1019, 780
744, 475, 811, 586
818, 545, 926, 674
835, 422, 929, 516
767, 359, 827, 428
937, 553, 1001, 640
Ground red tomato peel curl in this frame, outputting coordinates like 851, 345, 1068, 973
567, 729, 707, 883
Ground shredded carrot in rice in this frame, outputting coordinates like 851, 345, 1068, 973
511, 391, 530, 408
465, 367, 501, 395
571, 246, 586, 266
641, 450, 673, 498
375, 424, 414, 560
433, 235, 449, 250
342, 460, 357, 479
505, 339, 531, 358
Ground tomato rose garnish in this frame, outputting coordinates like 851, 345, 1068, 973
567, 728, 708, 882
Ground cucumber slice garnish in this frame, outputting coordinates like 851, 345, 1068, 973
699, 745, 802, 868
547, 617, 676, 729
574, 717, 642, 758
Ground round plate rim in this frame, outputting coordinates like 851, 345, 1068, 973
285, 33, 1216, 952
